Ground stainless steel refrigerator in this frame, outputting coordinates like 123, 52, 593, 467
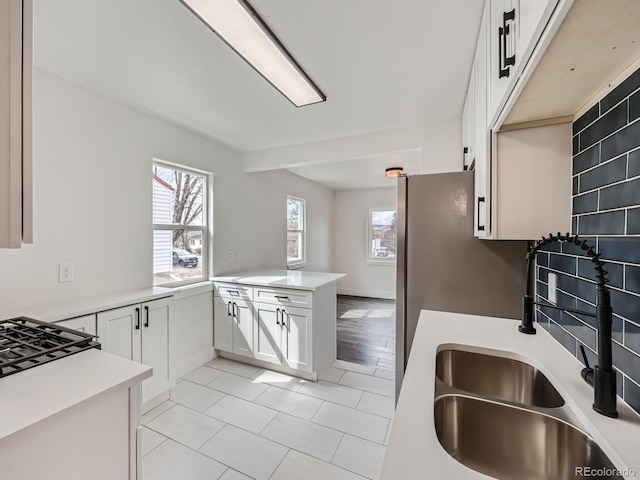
395, 172, 528, 399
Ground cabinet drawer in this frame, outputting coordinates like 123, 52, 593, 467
254, 287, 313, 309
214, 282, 252, 301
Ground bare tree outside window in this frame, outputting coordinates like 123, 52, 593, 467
153, 162, 208, 286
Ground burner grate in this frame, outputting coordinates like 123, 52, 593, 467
0, 317, 100, 378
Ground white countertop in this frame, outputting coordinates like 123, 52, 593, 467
381, 310, 640, 480
0, 287, 176, 323
212, 269, 346, 291
0, 348, 151, 444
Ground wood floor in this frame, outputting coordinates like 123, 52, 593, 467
336, 295, 396, 370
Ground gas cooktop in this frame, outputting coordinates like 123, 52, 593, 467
0, 317, 100, 378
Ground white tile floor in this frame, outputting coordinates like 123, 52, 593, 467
142, 357, 395, 480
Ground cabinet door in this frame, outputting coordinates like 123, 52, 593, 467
214, 295, 233, 352
475, 2, 491, 237
232, 299, 254, 358
97, 305, 141, 362
281, 306, 312, 373
253, 302, 282, 365
488, 0, 517, 125
56, 314, 97, 336
516, 0, 557, 64
141, 297, 173, 403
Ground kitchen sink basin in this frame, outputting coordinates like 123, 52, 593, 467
436, 348, 564, 408
434, 394, 622, 480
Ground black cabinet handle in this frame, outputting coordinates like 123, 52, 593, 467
227, 301, 232, 316
232, 302, 237, 319
276, 308, 281, 327
274, 295, 290, 301
144, 306, 149, 328
463, 146, 469, 171
498, 9, 516, 79
135, 307, 140, 330
228, 289, 240, 296
477, 196, 486, 232
282, 309, 287, 330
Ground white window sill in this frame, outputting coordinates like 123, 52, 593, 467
287, 262, 306, 270
366, 259, 396, 266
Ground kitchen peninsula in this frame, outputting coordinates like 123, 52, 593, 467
212, 269, 346, 381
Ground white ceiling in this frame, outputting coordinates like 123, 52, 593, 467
33, 0, 483, 188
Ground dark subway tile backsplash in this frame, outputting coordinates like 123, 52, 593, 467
578, 155, 626, 193
629, 148, 640, 178
599, 177, 640, 210
578, 210, 625, 235
573, 103, 599, 135
573, 144, 600, 174
600, 119, 640, 162
631, 92, 640, 123
599, 67, 640, 114
579, 101, 627, 151
537, 65, 640, 415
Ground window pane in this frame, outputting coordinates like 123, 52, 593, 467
153, 166, 205, 226
153, 229, 204, 286
287, 198, 303, 231
370, 210, 397, 259
287, 231, 302, 262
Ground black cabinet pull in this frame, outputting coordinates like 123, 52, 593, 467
135, 307, 140, 330
477, 196, 486, 232
228, 289, 240, 296
276, 308, 281, 326
463, 146, 469, 171
498, 9, 516, 79
232, 302, 237, 319
274, 295, 290, 301
144, 306, 149, 328
282, 309, 287, 330
227, 301, 232, 316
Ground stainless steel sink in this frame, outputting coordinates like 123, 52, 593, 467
434, 395, 623, 480
436, 348, 564, 408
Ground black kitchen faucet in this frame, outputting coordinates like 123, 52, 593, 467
519, 233, 618, 418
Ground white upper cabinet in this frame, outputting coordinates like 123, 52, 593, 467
0, 0, 32, 248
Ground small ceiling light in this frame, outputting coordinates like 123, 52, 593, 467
385, 167, 403, 178
180, 0, 326, 107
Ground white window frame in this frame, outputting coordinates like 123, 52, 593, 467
367, 206, 396, 265
287, 195, 306, 269
152, 159, 211, 287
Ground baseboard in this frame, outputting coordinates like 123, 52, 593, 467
337, 288, 396, 300
175, 347, 217, 379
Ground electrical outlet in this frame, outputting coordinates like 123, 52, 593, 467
228, 250, 234, 261
548, 272, 557, 304
59, 262, 74, 282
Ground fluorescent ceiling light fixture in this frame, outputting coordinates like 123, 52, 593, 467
181, 0, 326, 107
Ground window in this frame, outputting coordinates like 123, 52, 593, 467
152, 161, 209, 286
367, 208, 397, 263
287, 196, 306, 268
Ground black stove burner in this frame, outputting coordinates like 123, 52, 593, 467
0, 317, 100, 378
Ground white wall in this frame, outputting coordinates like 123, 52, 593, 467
0, 70, 333, 315
333, 188, 397, 299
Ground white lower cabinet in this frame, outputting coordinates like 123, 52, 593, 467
55, 314, 96, 336
214, 294, 254, 358
214, 283, 318, 378
97, 296, 174, 404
